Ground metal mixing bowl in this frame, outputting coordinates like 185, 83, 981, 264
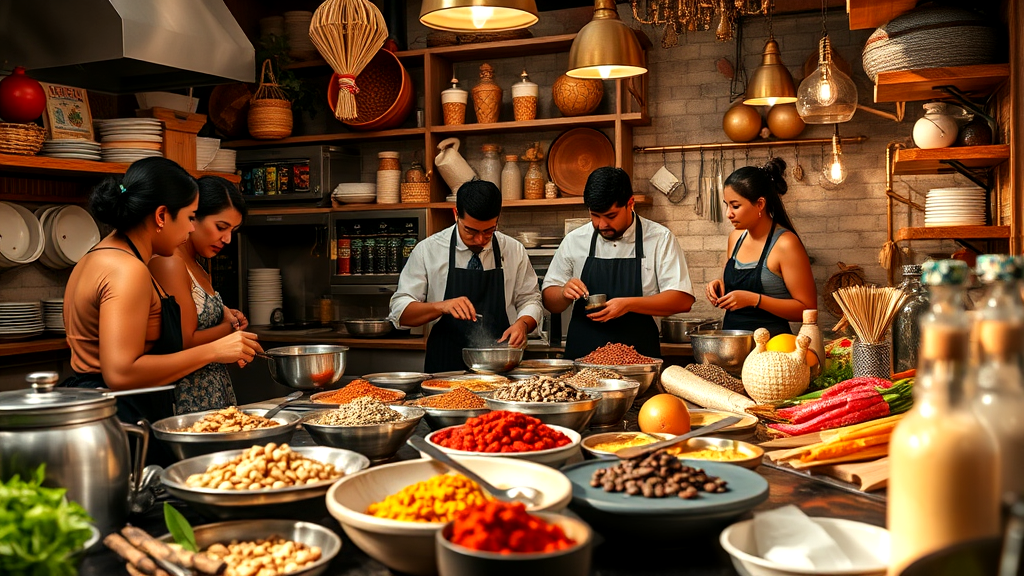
483, 393, 601, 432
662, 317, 720, 343
264, 345, 348, 390
158, 520, 341, 576
361, 372, 431, 393
573, 359, 664, 397
301, 405, 425, 462
463, 347, 524, 373
413, 405, 491, 431
582, 378, 641, 428
344, 319, 393, 338
689, 330, 755, 376
511, 359, 576, 375
160, 446, 369, 520
151, 409, 302, 460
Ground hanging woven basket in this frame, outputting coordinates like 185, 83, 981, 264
247, 60, 293, 140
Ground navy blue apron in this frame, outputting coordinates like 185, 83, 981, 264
721, 222, 792, 336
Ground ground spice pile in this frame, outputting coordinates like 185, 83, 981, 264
578, 343, 656, 365
431, 410, 570, 453
411, 387, 486, 410
307, 397, 405, 426
366, 474, 490, 523
313, 379, 404, 404
448, 501, 576, 553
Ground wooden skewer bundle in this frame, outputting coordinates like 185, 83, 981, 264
309, 0, 388, 121
832, 285, 908, 344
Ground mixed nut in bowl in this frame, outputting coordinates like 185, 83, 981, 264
483, 378, 600, 432
581, 378, 641, 428
151, 407, 301, 460
160, 444, 369, 520
301, 400, 425, 462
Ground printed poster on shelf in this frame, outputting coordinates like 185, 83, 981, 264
39, 82, 94, 141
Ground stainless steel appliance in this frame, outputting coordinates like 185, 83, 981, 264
236, 145, 359, 205
330, 210, 429, 293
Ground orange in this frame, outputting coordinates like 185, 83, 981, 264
637, 394, 691, 435
765, 333, 819, 368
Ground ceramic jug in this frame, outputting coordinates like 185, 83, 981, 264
434, 138, 477, 192
913, 102, 959, 149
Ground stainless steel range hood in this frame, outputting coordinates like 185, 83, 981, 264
0, 0, 255, 94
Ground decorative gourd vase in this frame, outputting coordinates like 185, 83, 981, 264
471, 63, 502, 124
552, 74, 602, 117
741, 328, 811, 403
912, 102, 958, 149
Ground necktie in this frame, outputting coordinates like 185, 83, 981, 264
468, 252, 483, 270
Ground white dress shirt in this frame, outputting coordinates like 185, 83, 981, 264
389, 226, 543, 329
542, 215, 694, 297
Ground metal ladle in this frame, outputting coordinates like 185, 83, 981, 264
407, 436, 542, 507
263, 391, 303, 419
615, 416, 742, 459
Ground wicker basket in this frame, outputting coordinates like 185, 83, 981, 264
0, 123, 45, 155
401, 182, 431, 203
862, 7, 998, 82
823, 262, 866, 317
248, 60, 293, 140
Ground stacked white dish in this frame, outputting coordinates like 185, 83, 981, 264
206, 149, 237, 173
96, 118, 164, 164
332, 183, 376, 204
248, 268, 283, 326
284, 11, 317, 60
42, 299, 65, 333
925, 187, 987, 227
0, 201, 45, 268
0, 302, 44, 340
40, 139, 102, 161
34, 205, 101, 270
196, 137, 221, 170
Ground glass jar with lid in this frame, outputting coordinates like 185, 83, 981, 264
512, 69, 539, 121
478, 144, 502, 190
500, 155, 522, 201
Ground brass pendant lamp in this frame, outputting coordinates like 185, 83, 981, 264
419, 0, 538, 32
567, 0, 647, 79
743, 2, 796, 106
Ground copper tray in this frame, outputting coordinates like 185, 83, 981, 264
547, 127, 615, 196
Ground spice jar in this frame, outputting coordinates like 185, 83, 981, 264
319, 296, 333, 325
511, 69, 539, 121
544, 181, 558, 199
441, 76, 468, 126
471, 63, 502, 124
405, 161, 427, 183
522, 142, 545, 200
500, 154, 522, 201
377, 151, 401, 204
377, 151, 401, 172
478, 144, 502, 190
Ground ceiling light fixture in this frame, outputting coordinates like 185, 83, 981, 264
419, 0, 538, 32
822, 124, 848, 185
743, 1, 796, 107
796, 2, 857, 123
567, 0, 647, 79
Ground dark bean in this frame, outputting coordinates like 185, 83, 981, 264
641, 484, 653, 498
704, 482, 718, 492
654, 484, 665, 498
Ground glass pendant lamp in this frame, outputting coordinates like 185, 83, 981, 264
796, 3, 857, 123
420, 0, 538, 32
567, 0, 647, 79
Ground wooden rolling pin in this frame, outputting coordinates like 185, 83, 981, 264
661, 365, 755, 413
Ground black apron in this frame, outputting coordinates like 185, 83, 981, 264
721, 222, 793, 337
423, 229, 512, 373
62, 237, 183, 426
563, 217, 661, 360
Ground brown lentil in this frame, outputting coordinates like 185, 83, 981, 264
492, 377, 589, 402
307, 397, 406, 426
313, 380, 403, 404
421, 378, 504, 392
561, 368, 622, 388
578, 343, 657, 365
411, 387, 487, 410
684, 363, 746, 395
589, 448, 728, 499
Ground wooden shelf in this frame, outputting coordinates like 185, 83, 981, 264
895, 225, 1010, 242
0, 336, 69, 358
892, 145, 1010, 175
847, 0, 917, 30
874, 64, 1011, 103
0, 153, 240, 183
249, 195, 652, 216
431, 113, 648, 136
223, 127, 427, 150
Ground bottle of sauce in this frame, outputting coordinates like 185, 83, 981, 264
888, 259, 1001, 575
350, 222, 364, 275
336, 225, 351, 276
892, 264, 928, 374
797, 309, 825, 379
364, 225, 377, 276
972, 254, 1024, 501
386, 225, 401, 274
402, 221, 418, 269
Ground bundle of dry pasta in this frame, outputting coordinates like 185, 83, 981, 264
767, 414, 902, 469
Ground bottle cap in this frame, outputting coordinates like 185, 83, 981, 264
802, 309, 817, 324
921, 259, 969, 287
975, 254, 1020, 283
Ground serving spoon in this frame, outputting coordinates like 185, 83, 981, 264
407, 436, 542, 507
263, 391, 303, 419
615, 415, 742, 459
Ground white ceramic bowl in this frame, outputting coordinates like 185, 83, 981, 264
325, 455, 573, 576
0, 202, 44, 266
720, 517, 890, 576
423, 424, 581, 468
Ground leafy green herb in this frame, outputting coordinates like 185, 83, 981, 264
809, 356, 854, 391
163, 502, 197, 552
0, 464, 94, 576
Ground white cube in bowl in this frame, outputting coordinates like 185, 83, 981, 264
325, 456, 573, 576
423, 424, 581, 468
719, 517, 890, 576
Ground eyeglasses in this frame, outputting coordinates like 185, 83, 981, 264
458, 220, 497, 240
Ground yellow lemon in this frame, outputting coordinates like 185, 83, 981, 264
766, 333, 819, 368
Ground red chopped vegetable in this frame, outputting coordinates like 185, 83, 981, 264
820, 377, 892, 399
448, 501, 576, 554
431, 410, 571, 453
778, 387, 881, 424
768, 381, 913, 435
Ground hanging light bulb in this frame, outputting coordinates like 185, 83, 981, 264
822, 125, 848, 185
567, 0, 647, 79
796, 4, 857, 123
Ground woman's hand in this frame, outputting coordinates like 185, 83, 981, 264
209, 331, 263, 367
714, 290, 759, 311
229, 308, 248, 331
705, 279, 725, 306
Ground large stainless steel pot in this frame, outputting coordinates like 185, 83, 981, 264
661, 317, 720, 343
0, 372, 148, 535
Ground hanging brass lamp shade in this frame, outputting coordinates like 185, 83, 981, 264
567, 0, 647, 79
419, 0, 538, 32
743, 38, 797, 106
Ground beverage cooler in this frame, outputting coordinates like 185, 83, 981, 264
236, 145, 359, 206
329, 210, 430, 294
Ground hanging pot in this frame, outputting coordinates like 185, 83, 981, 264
329, 47, 414, 132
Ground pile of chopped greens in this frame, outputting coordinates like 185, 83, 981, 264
0, 464, 94, 576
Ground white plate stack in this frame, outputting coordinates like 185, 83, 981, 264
96, 118, 164, 164
924, 187, 987, 227
196, 137, 221, 170
332, 183, 377, 204
248, 268, 283, 326
0, 302, 44, 340
34, 205, 101, 269
42, 299, 65, 333
206, 149, 237, 173
284, 11, 317, 61
40, 139, 102, 161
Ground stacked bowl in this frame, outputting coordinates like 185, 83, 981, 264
332, 183, 377, 204
0, 202, 45, 268
248, 268, 283, 326
96, 118, 164, 164
0, 302, 44, 340
34, 205, 101, 270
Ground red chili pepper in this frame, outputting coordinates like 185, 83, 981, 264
431, 411, 570, 453
448, 501, 576, 554
780, 388, 882, 424
769, 395, 884, 435
820, 377, 892, 399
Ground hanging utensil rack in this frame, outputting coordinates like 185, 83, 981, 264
634, 135, 868, 154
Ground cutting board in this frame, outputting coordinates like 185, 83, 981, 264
760, 432, 889, 493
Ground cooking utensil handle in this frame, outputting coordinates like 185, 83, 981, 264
616, 415, 743, 459
122, 420, 150, 495
407, 436, 501, 495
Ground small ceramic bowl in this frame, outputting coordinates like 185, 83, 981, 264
666, 437, 764, 470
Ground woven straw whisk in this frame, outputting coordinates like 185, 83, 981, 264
309, 0, 388, 121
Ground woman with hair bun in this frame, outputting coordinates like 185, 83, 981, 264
63, 158, 262, 423
705, 157, 816, 336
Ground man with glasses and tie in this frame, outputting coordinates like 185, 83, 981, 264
389, 180, 542, 373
